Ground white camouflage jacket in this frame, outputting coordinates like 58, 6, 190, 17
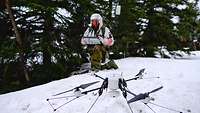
81, 26, 114, 46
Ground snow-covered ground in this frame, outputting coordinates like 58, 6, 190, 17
0, 51, 200, 113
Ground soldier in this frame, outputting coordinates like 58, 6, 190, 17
81, 13, 118, 71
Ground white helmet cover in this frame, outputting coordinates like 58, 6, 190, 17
90, 13, 103, 30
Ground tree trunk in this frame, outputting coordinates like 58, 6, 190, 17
42, 12, 54, 65
5, 0, 30, 82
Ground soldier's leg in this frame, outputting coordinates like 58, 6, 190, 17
101, 46, 106, 63
90, 45, 102, 70
101, 46, 118, 70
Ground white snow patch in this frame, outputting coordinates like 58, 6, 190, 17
1, 51, 200, 113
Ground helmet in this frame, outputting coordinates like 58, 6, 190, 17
90, 13, 103, 31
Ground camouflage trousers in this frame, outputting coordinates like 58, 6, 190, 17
89, 45, 118, 70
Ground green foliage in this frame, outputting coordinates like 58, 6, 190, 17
0, 0, 200, 94
112, 0, 200, 57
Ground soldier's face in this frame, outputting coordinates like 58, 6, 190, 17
91, 19, 99, 31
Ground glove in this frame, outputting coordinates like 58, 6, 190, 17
97, 35, 104, 43
81, 38, 86, 45
98, 36, 114, 46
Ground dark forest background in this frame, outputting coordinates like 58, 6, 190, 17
0, 0, 200, 94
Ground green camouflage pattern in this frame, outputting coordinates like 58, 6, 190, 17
90, 45, 118, 70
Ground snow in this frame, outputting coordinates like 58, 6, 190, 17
1, 51, 200, 113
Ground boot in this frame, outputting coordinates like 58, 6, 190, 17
101, 59, 118, 70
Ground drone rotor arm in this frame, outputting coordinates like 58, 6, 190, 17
53, 88, 75, 96
127, 86, 163, 104
81, 87, 101, 95
128, 93, 148, 103
79, 81, 100, 89
53, 81, 100, 96
148, 86, 163, 94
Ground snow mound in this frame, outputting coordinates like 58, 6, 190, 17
0, 51, 200, 113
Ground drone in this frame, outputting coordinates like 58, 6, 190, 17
47, 68, 183, 113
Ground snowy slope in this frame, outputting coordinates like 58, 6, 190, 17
0, 51, 200, 113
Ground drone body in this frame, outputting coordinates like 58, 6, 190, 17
107, 74, 122, 90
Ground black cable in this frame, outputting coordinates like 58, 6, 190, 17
53, 97, 79, 111
47, 99, 56, 111
47, 95, 81, 100
86, 77, 108, 113
125, 98, 134, 113
145, 103, 156, 113
86, 96, 100, 113
94, 73, 105, 80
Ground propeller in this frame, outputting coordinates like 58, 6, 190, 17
126, 68, 145, 81
135, 68, 145, 77
53, 81, 100, 96
128, 86, 163, 103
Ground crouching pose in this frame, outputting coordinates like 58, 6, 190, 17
81, 13, 118, 71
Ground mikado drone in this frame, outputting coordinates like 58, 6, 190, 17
47, 69, 183, 113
